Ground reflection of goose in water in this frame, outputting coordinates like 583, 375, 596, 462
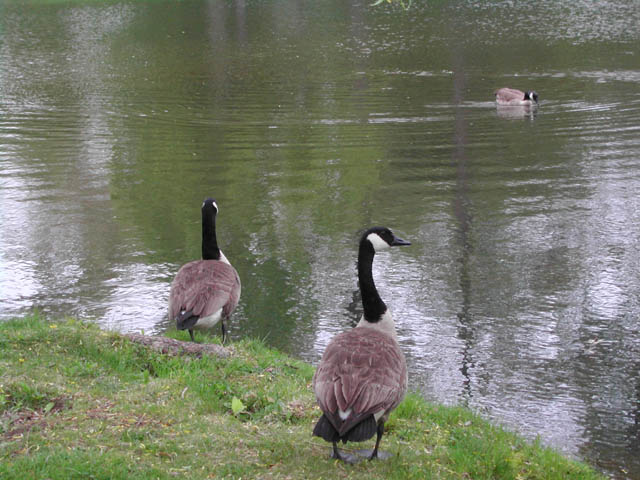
346, 287, 362, 325
495, 87, 539, 106
496, 104, 538, 120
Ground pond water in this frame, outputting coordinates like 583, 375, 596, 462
1, 0, 639, 477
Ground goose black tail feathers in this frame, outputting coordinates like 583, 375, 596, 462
312, 414, 339, 442
312, 414, 377, 444
176, 310, 199, 330
343, 415, 377, 442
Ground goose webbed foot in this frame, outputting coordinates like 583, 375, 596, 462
357, 422, 391, 461
331, 442, 361, 464
354, 449, 393, 460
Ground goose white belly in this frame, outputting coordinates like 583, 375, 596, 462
192, 309, 223, 330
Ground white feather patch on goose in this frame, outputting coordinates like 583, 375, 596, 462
338, 408, 352, 420
367, 232, 391, 252
356, 309, 397, 340
192, 308, 223, 329
218, 250, 231, 265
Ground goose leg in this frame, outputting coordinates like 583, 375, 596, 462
221, 319, 226, 344
188, 329, 195, 342
355, 422, 392, 460
369, 422, 384, 460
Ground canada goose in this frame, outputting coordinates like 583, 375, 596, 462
495, 87, 539, 106
312, 226, 410, 463
168, 198, 241, 343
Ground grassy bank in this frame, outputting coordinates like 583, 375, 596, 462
0, 315, 603, 479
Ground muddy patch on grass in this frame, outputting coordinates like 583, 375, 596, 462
2, 396, 71, 440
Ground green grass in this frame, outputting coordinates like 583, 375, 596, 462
0, 314, 604, 479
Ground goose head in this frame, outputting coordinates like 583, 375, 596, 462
357, 226, 410, 328
525, 91, 539, 103
202, 197, 219, 217
363, 226, 411, 252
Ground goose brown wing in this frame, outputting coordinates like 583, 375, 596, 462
223, 268, 241, 317
495, 87, 524, 102
169, 260, 240, 320
313, 328, 407, 435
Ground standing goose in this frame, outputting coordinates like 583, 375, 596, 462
168, 198, 241, 343
312, 226, 410, 463
495, 87, 539, 106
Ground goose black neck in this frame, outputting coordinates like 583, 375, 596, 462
201, 209, 221, 261
358, 239, 387, 323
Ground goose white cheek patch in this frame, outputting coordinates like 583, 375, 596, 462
367, 233, 390, 252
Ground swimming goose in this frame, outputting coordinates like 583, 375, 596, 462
495, 87, 538, 106
168, 198, 241, 343
312, 226, 410, 463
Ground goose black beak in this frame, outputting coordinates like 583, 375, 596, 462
391, 235, 411, 247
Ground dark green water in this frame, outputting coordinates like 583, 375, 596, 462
1, 0, 639, 477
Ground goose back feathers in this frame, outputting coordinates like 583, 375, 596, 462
169, 259, 240, 330
312, 327, 407, 440
495, 87, 538, 106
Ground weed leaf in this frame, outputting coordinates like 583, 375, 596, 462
231, 397, 245, 416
